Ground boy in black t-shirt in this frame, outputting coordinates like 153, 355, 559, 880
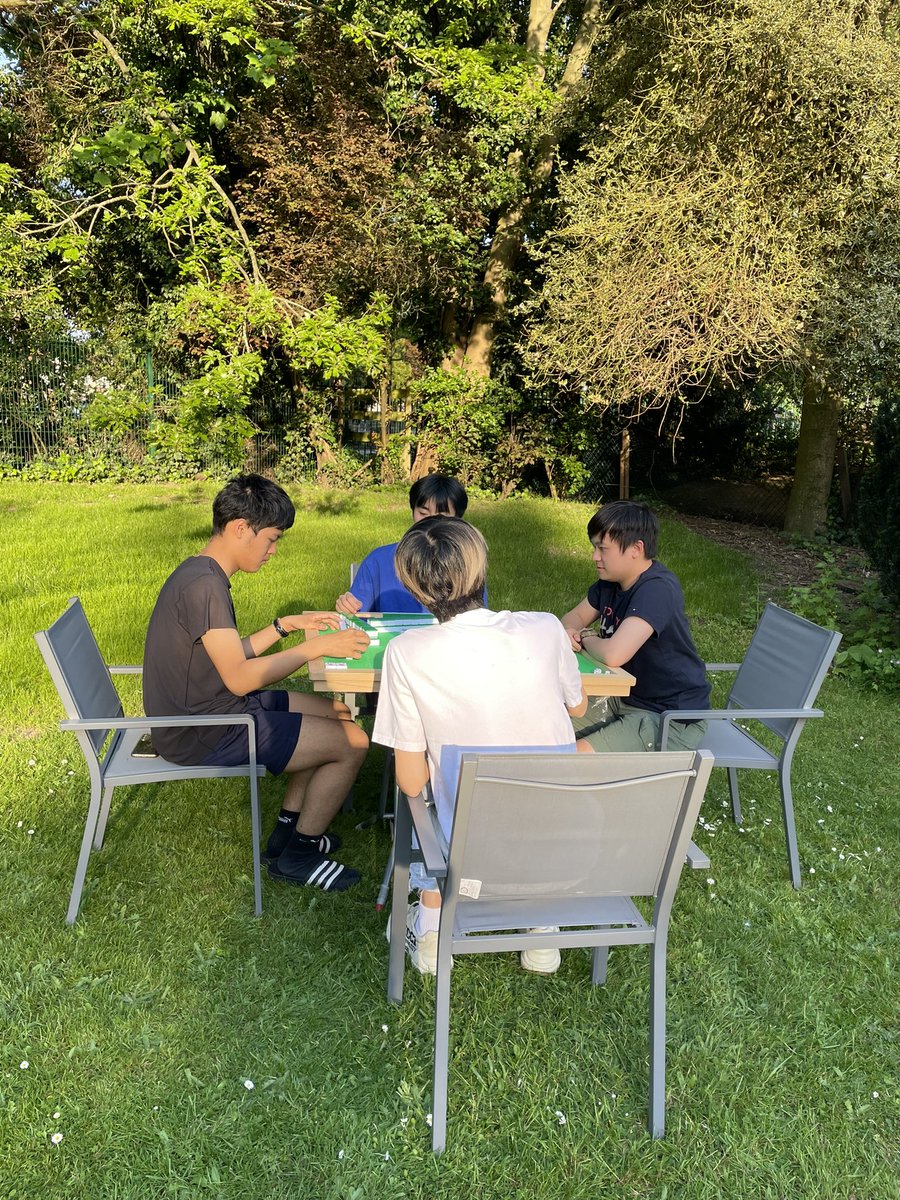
560, 501, 710, 752
143, 475, 371, 891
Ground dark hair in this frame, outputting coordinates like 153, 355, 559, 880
395, 516, 486, 623
212, 474, 296, 535
586, 500, 658, 559
408, 473, 468, 518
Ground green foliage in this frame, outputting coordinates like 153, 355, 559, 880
786, 548, 900, 691
410, 367, 591, 498
856, 394, 900, 605
527, 0, 900, 412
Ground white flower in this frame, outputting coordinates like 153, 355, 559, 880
381, 1024, 388, 1033
743, 921, 752, 929
61, 758, 68, 765
27, 759, 36, 767
27, 830, 34, 836
425, 1113, 433, 1127
809, 868, 815, 874
16, 821, 22, 828
555, 1110, 567, 1125
19, 1061, 29, 1069
872, 1091, 879, 1099
243, 1079, 254, 1090
826, 805, 833, 813
383, 1152, 390, 1161
338, 1149, 345, 1160
50, 1132, 63, 1145
52, 1112, 60, 1119
399, 1117, 408, 1127
706, 877, 715, 885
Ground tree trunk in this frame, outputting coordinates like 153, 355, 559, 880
784, 371, 842, 536
455, 0, 604, 376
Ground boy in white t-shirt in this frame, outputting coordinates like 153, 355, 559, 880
373, 517, 587, 975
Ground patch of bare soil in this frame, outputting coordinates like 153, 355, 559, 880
663, 509, 831, 594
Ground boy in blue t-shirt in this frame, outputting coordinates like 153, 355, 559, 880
560, 500, 710, 752
335, 475, 469, 615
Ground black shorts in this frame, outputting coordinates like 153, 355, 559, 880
200, 690, 301, 776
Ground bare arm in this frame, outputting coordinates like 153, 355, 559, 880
201, 625, 369, 696
580, 615, 654, 669
242, 612, 341, 659
566, 684, 588, 718
561, 599, 601, 651
394, 748, 430, 797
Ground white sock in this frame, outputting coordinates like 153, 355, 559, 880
415, 901, 440, 935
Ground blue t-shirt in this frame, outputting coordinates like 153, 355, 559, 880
351, 542, 429, 614
587, 561, 710, 714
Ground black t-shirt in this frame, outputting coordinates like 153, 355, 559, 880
587, 561, 710, 715
142, 556, 248, 763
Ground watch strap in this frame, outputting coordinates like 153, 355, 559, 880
273, 616, 289, 639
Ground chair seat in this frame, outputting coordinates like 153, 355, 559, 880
103, 727, 267, 786
699, 720, 779, 770
453, 894, 647, 939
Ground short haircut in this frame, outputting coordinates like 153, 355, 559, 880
395, 516, 487, 623
408, 474, 468, 518
212, 474, 296, 535
586, 500, 658, 559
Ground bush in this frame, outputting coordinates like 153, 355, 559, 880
857, 396, 900, 605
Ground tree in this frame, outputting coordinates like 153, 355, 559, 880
524, 0, 900, 533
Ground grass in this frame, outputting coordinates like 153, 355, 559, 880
1, 480, 897, 1200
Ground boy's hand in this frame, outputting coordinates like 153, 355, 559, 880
279, 612, 341, 635
315, 627, 371, 660
335, 591, 362, 615
565, 627, 584, 652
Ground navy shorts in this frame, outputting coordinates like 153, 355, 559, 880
200, 690, 301, 776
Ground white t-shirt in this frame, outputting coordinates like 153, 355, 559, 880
373, 608, 584, 837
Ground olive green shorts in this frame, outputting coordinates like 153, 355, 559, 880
571, 696, 706, 753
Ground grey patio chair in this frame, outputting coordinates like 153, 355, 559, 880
35, 597, 265, 924
387, 749, 714, 1153
657, 602, 841, 889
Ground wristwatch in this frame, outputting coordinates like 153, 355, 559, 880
273, 617, 290, 639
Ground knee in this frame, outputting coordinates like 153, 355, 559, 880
345, 722, 369, 755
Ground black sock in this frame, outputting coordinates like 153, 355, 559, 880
264, 809, 297, 858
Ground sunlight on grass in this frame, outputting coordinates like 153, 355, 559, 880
0, 481, 896, 1199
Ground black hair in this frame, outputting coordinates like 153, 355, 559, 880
211, 474, 296, 535
395, 516, 487, 624
408, 473, 468, 518
586, 500, 658, 559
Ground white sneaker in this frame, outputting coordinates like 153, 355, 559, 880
521, 926, 561, 975
405, 903, 440, 975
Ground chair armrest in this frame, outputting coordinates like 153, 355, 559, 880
657, 707, 824, 750
108, 665, 143, 675
705, 663, 740, 673
60, 714, 255, 731
405, 790, 448, 880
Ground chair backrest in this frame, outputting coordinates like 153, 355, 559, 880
729, 603, 842, 739
35, 598, 123, 755
444, 750, 712, 917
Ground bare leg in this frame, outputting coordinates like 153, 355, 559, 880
281, 714, 368, 835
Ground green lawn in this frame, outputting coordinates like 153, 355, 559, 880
1, 481, 897, 1200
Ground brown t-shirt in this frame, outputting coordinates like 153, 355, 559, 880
142, 556, 248, 763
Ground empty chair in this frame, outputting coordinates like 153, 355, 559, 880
657, 602, 841, 888
35, 597, 265, 924
387, 749, 714, 1153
